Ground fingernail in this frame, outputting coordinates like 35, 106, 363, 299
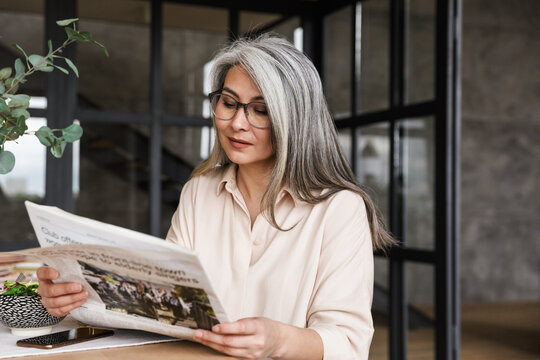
70, 284, 81, 292
193, 330, 202, 340
212, 325, 220, 332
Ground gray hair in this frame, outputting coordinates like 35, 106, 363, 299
192, 34, 394, 251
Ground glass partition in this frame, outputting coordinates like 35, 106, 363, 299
323, 5, 352, 119
77, 0, 151, 112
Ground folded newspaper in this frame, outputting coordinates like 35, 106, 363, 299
13, 201, 229, 340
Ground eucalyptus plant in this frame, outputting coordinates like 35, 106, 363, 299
0, 18, 108, 174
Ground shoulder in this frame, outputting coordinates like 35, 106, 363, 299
316, 189, 371, 247
322, 189, 368, 217
183, 166, 228, 195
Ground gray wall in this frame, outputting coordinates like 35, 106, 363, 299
460, 0, 540, 302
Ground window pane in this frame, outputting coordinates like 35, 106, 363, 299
356, 0, 390, 113
337, 128, 352, 167
402, 117, 435, 250
239, 11, 281, 35
163, 3, 228, 117
324, 6, 352, 119
77, 0, 150, 112
161, 125, 211, 236
0, 118, 46, 251
356, 123, 390, 225
406, 262, 435, 359
75, 123, 150, 233
270, 17, 301, 45
0, 2, 45, 96
162, 126, 209, 169
406, 0, 436, 104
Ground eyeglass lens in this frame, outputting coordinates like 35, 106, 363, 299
210, 93, 270, 128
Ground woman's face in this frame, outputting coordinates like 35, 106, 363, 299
215, 66, 274, 170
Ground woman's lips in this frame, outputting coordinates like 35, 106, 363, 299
229, 137, 252, 149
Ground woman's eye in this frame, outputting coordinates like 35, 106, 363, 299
222, 99, 236, 108
252, 104, 268, 115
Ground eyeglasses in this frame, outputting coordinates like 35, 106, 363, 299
208, 91, 270, 129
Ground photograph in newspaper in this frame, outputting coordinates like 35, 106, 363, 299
78, 261, 219, 330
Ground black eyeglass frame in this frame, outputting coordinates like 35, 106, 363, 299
208, 90, 271, 129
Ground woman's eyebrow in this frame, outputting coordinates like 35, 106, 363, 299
222, 87, 265, 101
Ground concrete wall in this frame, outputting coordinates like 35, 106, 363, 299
460, 0, 540, 302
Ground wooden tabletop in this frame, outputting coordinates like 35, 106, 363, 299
11, 341, 237, 360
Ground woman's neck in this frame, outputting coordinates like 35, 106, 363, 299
236, 163, 272, 201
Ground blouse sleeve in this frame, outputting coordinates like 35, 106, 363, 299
307, 191, 375, 360
165, 177, 198, 249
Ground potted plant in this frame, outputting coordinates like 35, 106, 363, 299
0, 18, 108, 174
0, 273, 64, 336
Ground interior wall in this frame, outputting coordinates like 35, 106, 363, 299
460, 0, 540, 302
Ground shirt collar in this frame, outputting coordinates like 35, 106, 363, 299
216, 164, 298, 207
216, 164, 238, 196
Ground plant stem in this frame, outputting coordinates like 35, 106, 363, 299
5, 38, 76, 94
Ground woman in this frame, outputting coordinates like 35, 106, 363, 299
37, 34, 393, 359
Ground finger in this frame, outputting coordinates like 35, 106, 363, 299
36, 267, 60, 281
46, 298, 87, 318
38, 282, 83, 298
194, 329, 252, 349
41, 290, 88, 309
198, 340, 252, 359
213, 319, 258, 335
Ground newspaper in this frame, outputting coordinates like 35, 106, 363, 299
13, 201, 229, 340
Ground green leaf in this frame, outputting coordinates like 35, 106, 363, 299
62, 123, 83, 142
4, 80, 18, 95
63, 58, 79, 77
48, 40, 53, 55
92, 40, 109, 57
4, 94, 30, 108
28, 56, 55, 73
1, 281, 39, 296
0, 67, 12, 81
0, 127, 8, 145
65, 27, 83, 41
56, 18, 79, 26
28, 54, 46, 68
0, 98, 8, 113
15, 115, 28, 135
51, 141, 66, 158
0, 149, 15, 174
11, 108, 30, 121
0, 82, 4, 94
12, 44, 29, 60
65, 27, 92, 42
35, 126, 55, 146
53, 64, 69, 75
14, 58, 25, 79
78, 31, 92, 41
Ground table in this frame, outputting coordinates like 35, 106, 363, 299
9, 342, 236, 360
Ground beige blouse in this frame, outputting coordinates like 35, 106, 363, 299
166, 165, 374, 360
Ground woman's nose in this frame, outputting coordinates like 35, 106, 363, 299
230, 105, 250, 130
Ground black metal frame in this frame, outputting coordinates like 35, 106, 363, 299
39, 0, 460, 358
331, 1, 461, 359
44, 0, 77, 213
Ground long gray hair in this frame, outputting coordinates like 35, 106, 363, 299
192, 34, 394, 251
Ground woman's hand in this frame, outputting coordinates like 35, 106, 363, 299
193, 317, 284, 359
193, 317, 323, 360
36, 266, 88, 317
